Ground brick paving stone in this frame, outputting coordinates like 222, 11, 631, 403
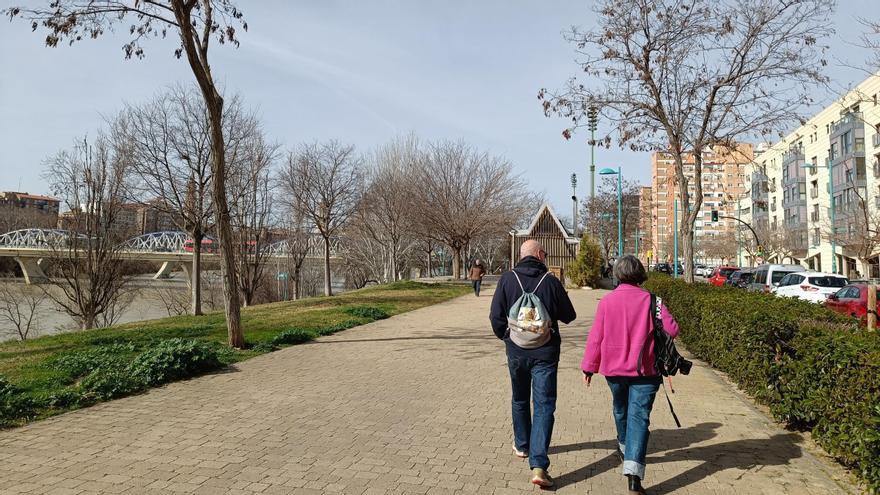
0, 288, 859, 494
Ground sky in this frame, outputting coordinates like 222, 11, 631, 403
0, 0, 878, 215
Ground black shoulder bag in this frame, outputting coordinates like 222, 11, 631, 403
637, 294, 692, 427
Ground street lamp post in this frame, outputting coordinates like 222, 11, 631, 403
801, 159, 836, 274
588, 106, 598, 200
599, 167, 623, 258
570, 174, 578, 237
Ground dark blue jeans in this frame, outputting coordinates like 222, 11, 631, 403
606, 376, 661, 479
472, 279, 482, 296
507, 354, 557, 470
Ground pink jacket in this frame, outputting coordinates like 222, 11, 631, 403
581, 284, 679, 377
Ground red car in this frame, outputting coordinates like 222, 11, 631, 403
824, 283, 880, 323
709, 266, 739, 287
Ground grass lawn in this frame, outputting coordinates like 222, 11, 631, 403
0, 281, 469, 426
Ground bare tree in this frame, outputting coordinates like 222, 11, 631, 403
43, 135, 133, 330
350, 136, 421, 282
540, 0, 833, 282
118, 86, 257, 315
582, 177, 641, 261
409, 140, 534, 280
0, 281, 46, 340
282, 141, 363, 296
229, 131, 277, 306
6, 0, 250, 347
154, 285, 190, 317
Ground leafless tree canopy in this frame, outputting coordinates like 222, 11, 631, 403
408, 140, 535, 279
0, 281, 47, 341
582, 177, 642, 262
282, 141, 363, 297
540, 0, 834, 281
43, 134, 133, 330
5, 0, 250, 347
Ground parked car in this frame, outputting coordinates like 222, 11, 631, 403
708, 266, 739, 286
725, 269, 755, 289
695, 264, 710, 277
772, 271, 848, 303
747, 264, 806, 292
654, 262, 671, 274
824, 283, 880, 323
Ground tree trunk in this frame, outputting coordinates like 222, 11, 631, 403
452, 246, 462, 279
426, 246, 432, 278
207, 95, 244, 348
293, 265, 301, 300
171, 1, 243, 347
323, 236, 332, 296
191, 232, 203, 316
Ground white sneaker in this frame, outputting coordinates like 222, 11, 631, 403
512, 444, 528, 459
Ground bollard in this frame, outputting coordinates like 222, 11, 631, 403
869, 285, 878, 332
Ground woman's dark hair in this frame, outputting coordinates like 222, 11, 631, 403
613, 254, 647, 285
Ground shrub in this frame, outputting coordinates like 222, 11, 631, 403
317, 319, 361, 336
80, 368, 145, 401
568, 235, 603, 287
51, 343, 137, 380
129, 338, 223, 387
644, 275, 880, 492
0, 376, 34, 426
344, 306, 390, 320
271, 328, 314, 346
250, 341, 278, 354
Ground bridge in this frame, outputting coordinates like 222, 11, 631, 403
0, 229, 340, 284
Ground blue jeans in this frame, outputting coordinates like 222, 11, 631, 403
472, 279, 482, 296
507, 354, 557, 470
606, 376, 661, 479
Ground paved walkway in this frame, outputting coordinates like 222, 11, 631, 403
0, 288, 854, 494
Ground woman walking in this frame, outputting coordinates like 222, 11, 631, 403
468, 259, 486, 297
580, 255, 679, 494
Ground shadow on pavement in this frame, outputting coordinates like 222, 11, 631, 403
646, 432, 803, 495
551, 422, 722, 489
551, 423, 804, 493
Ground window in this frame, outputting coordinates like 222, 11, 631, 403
831, 142, 839, 160
799, 182, 806, 200
842, 130, 852, 155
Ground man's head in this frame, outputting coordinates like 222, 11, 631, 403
520, 239, 548, 263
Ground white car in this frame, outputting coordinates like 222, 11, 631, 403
694, 265, 710, 277
772, 271, 849, 303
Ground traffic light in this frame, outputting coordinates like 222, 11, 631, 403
711, 210, 719, 222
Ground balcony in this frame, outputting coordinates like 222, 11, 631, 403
810, 189, 819, 199
873, 133, 880, 148
811, 211, 820, 222
830, 112, 864, 136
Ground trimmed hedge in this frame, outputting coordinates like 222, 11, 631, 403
644, 275, 880, 492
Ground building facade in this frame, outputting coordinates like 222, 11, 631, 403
0, 191, 61, 230
740, 71, 880, 278
649, 144, 753, 264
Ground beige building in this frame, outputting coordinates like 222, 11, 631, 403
741, 71, 880, 278
650, 144, 753, 264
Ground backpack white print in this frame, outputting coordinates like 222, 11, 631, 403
507, 271, 552, 349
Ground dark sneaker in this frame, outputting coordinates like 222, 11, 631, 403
627, 474, 646, 494
531, 468, 554, 488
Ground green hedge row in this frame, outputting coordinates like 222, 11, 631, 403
644, 275, 880, 493
0, 304, 392, 427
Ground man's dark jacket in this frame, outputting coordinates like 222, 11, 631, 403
489, 256, 577, 362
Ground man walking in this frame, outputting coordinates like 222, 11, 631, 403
490, 239, 576, 487
468, 259, 486, 296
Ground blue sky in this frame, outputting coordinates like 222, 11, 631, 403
0, 0, 877, 214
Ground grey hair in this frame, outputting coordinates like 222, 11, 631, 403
613, 255, 647, 285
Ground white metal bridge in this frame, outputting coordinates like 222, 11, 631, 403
0, 229, 340, 284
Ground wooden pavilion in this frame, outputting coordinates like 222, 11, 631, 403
509, 204, 579, 277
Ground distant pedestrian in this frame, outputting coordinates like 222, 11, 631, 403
490, 240, 577, 488
468, 260, 486, 297
581, 255, 680, 495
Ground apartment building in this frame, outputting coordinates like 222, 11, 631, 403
650, 144, 753, 263
740, 71, 880, 278
0, 191, 61, 228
